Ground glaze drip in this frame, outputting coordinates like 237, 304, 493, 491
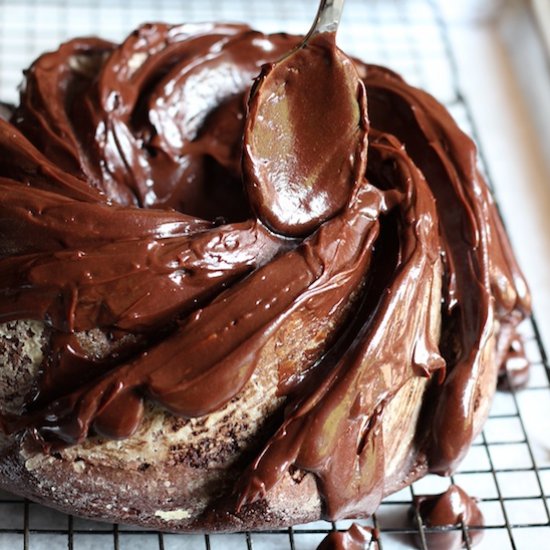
317, 524, 378, 550
411, 484, 484, 549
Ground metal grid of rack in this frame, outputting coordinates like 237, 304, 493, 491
0, 0, 549, 548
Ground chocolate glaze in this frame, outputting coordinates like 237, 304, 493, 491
244, 32, 368, 236
0, 24, 530, 521
412, 484, 484, 549
317, 524, 378, 550
498, 332, 530, 390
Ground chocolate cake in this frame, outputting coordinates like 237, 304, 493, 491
0, 22, 529, 531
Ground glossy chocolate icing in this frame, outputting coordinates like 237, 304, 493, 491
317, 524, 378, 550
0, 23, 530, 521
412, 484, 484, 549
498, 332, 530, 390
244, 32, 368, 236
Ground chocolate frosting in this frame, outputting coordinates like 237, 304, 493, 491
243, 32, 368, 236
0, 23, 530, 521
412, 484, 484, 549
317, 524, 378, 550
498, 332, 530, 390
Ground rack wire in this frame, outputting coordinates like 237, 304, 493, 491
0, 0, 549, 548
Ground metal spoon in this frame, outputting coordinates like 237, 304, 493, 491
242, 0, 368, 237
305, 0, 346, 38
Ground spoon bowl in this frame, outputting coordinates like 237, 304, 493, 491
242, 0, 369, 237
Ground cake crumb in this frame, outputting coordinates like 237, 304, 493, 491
155, 509, 191, 521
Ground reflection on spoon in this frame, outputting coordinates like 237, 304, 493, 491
243, 0, 368, 237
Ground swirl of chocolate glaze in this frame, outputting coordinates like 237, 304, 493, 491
0, 24, 530, 520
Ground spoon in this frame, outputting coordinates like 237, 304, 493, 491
243, 0, 368, 237
306, 0, 346, 36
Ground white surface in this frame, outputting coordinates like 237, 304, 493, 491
0, 0, 548, 548
532, 0, 550, 52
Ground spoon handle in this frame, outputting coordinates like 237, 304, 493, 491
306, 0, 345, 37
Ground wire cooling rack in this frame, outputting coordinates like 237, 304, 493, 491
0, 0, 549, 548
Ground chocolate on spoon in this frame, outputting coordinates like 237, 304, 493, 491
243, 0, 369, 237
